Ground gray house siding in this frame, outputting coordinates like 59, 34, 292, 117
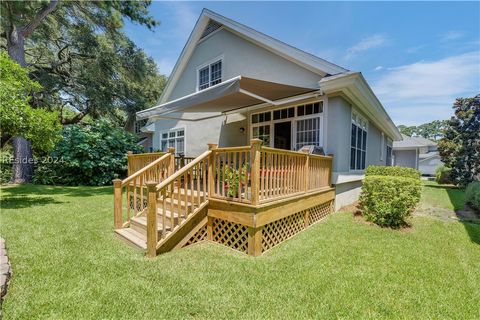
168, 28, 323, 101
325, 96, 390, 173
394, 150, 417, 169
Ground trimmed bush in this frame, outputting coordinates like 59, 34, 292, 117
360, 176, 422, 228
365, 165, 421, 180
465, 181, 480, 211
435, 166, 452, 184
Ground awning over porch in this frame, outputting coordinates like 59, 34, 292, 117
136, 76, 317, 120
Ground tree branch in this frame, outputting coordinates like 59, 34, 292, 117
21, 0, 59, 38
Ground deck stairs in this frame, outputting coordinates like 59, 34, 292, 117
115, 188, 207, 252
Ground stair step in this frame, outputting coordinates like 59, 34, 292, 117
164, 198, 195, 210
130, 216, 171, 237
114, 228, 147, 250
172, 189, 205, 198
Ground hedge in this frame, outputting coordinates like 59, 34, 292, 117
435, 166, 452, 184
360, 175, 422, 228
365, 165, 421, 180
465, 181, 480, 211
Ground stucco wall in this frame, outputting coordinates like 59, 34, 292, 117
169, 28, 323, 101
334, 180, 363, 211
394, 150, 417, 169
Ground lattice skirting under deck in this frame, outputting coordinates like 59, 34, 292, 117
262, 200, 334, 252
183, 224, 207, 247
209, 199, 334, 255
211, 218, 249, 254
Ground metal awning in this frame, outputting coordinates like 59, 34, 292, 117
136, 76, 317, 120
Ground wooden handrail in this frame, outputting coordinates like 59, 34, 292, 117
214, 146, 251, 152
129, 152, 165, 158
155, 150, 212, 191
122, 152, 172, 186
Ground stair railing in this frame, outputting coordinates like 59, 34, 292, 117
145, 145, 216, 257
113, 148, 175, 229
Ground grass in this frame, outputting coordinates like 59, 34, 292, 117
421, 180, 465, 211
1, 184, 479, 319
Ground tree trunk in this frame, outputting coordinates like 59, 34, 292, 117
11, 137, 34, 183
7, 25, 34, 183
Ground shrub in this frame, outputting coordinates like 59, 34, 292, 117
365, 165, 421, 180
465, 181, 480, 211
0, 149, 12, 184
33, 120, 143, 186
435, 166, 452, 184
360, 175, 422, 228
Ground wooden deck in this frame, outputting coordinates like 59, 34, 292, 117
113, 140, 335, 257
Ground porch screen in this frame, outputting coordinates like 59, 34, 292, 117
295, 118, 320, 150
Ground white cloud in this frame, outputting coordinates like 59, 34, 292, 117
345, 34, 388, 59
373, 52, 480, 125
374, 66, 384, 71
168, 2, 198, 37
406, 44, 426, 54
440, 30, 464, 41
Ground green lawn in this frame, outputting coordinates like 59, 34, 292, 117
421, 180, 466, 211
1, 183, 479, 319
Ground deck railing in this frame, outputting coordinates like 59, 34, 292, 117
113, 149, 175, 229
127, 151, 166, 176
116, 140, 333, 257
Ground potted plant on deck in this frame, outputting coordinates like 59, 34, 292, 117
223, 164, 248, 199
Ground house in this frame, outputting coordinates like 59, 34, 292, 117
393, 134, 443, 175
137, 9, 401, 211
117, 9, 401, 257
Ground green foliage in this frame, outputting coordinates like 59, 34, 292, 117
365, 165, 421, 180
222, 164, 248, 198
438, 95, 480, 186
397, 120, 448, 141
435, 165, 452, 184
33, 120, 143, 186
465, 181, 480, 211
1, 1, 165, 127
0, 52, 61, 152
360, 175, 422, 228
0, 149, 12, 184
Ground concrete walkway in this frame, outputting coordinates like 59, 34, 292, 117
0, 238, 11, 317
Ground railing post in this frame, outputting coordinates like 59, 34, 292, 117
127, 151, 133, 176
146, 181, 158, 258
113, 179, 123, 229
247, 227, 262, 257
167, 147, 175, 176
328, 153, 334, 187
304, 154, 309, 192
250, 139, 262, 205
207, 143, 218, 197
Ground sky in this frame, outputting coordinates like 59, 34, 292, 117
124, 1, 480, 126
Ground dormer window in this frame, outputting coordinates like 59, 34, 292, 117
198, 59, 222, 90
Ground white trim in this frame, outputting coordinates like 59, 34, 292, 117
195, 55, 224, 92
349, 109, 369, 172
320, 72, 402, 141
197, 26, 224, 44
249, 100, 324, 150
380, 132, 384, 161
160, 127, 187, 156
159, 9, 347, 104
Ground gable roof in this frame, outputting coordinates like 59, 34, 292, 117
393, 134, 437, 149
159, 8, 348, 104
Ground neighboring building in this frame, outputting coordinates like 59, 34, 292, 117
136, 9, 402, 209
393, 134, 443, 175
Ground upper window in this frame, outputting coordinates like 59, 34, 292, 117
198, 60, 222, 91
161, 128, 185, 156
350, 113, 368, 171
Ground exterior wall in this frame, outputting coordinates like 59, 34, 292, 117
169, 28, 323, 100
419, 155, 443, 176
325, 96, 390, 173
334, 180, 363, 211
393, 149, 418, 169
152, 112, 248, 157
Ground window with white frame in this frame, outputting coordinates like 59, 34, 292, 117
250, 101, 323, 149
296, 118, 320, 150
380, 132, 385, 160
252, 125, 270, 146
386, 143, 392, 166
198, 59, 222, 90
161, 128, 185, 155
350, 113, 367, 170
